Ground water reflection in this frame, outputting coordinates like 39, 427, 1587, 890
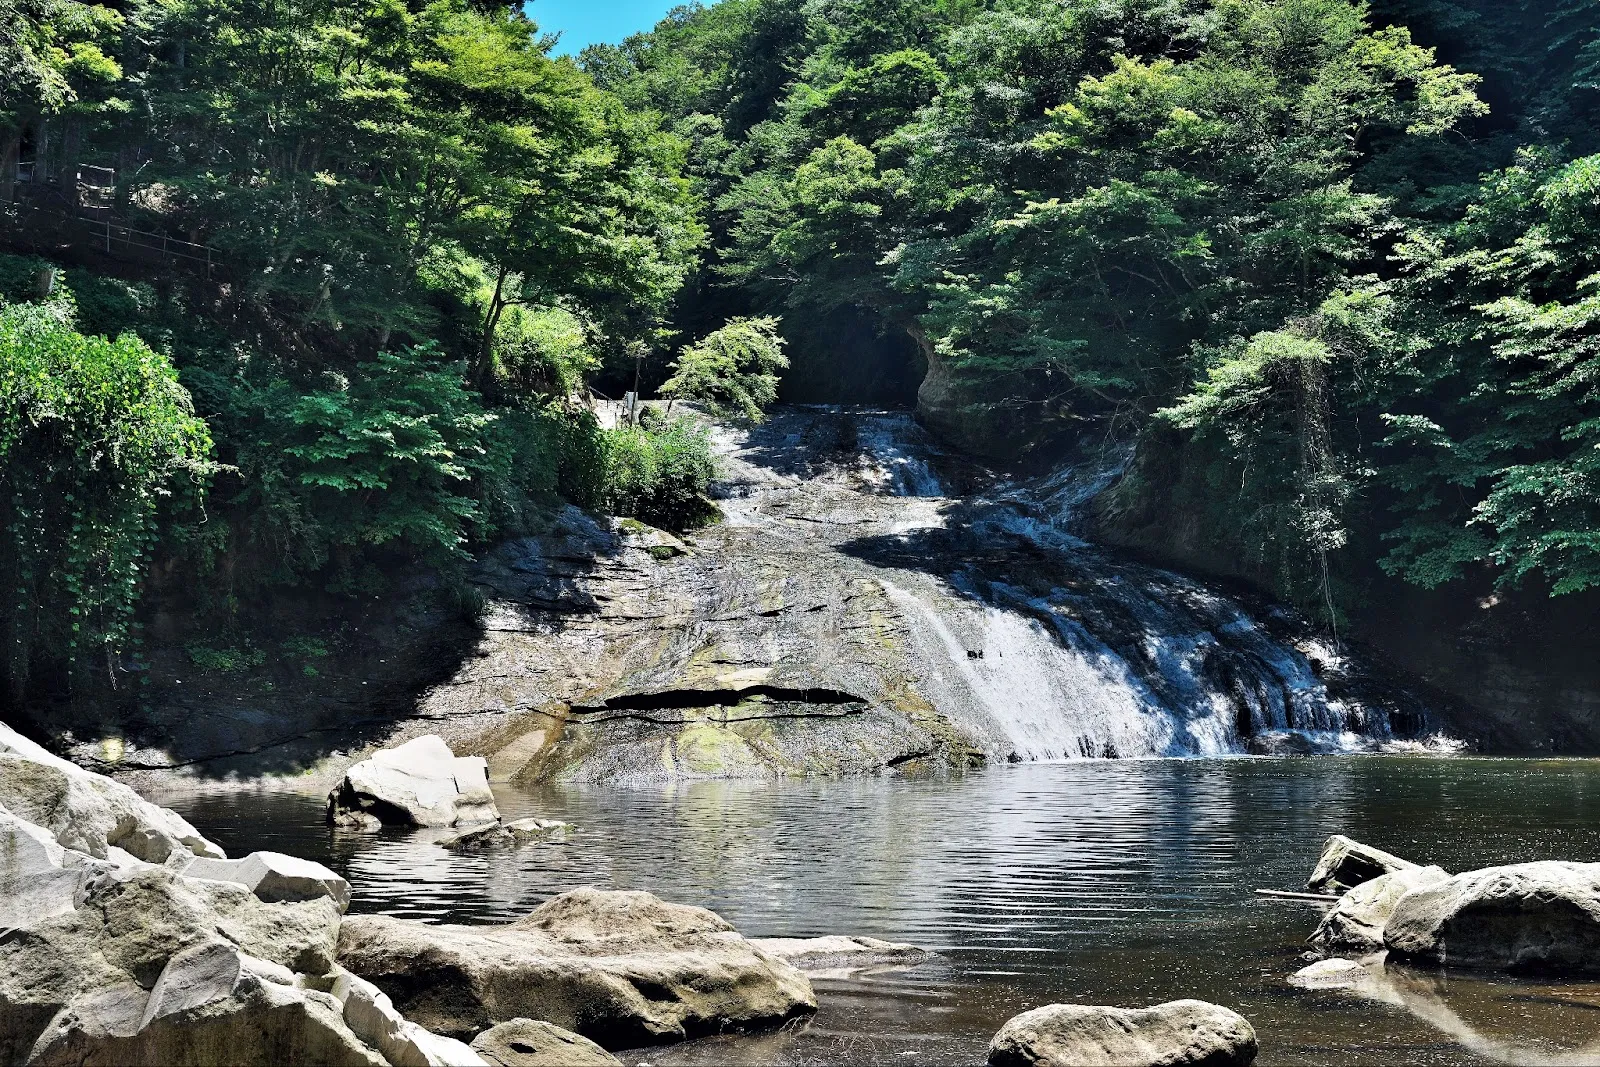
168, 757, 1600, 1065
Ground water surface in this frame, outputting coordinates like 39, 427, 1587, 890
171, 757, 1600, 1065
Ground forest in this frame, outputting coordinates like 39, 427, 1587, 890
3, 0, 1599, 707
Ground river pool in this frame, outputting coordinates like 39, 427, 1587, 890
167, 757, 1600, 1066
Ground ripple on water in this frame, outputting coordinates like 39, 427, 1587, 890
168, 757, 1600, 1066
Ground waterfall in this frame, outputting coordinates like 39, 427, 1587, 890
718, 406, 1441, 760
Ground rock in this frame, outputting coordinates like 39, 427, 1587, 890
337, 887, 816, 1047
470, 1019, 622, 1067
1288, 958, 1371, 991
987, 1000, 1258, 1067
334, 969, 488, 1067
0, 723, 223, 863
1306, 835, 1422, 895
25, 940, 387, 1067
327, 735, 498, 828
183, 851, 352, 912
504, 818, 568, 843
438, 819, 569, 852
749, 935, 933, 976
1310, 865, 1450, 952
0, 744, 482, 1066
333, 811, 384, 833
0, 808, 93, 929
1384, 861, 1600, 973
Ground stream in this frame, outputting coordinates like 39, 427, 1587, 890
168, 757, 1600, 1066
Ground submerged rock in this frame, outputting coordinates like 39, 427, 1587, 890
1384, 861, 1600, 973
749, 935, 933, 976
1288, 958, 1372, 991
1311, 865, 1450, 952
0, 722, 223, 864
469, 1019, 621, 1067
327, 735, 498, 828
1306, 835, 1423, 895
437, 819, 568, 852
987, 1000, 1258, 1067
183, 851, 352, 912
333, 810, 384, 833
336, 887, 816, 1047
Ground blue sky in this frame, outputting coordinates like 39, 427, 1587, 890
527, 0, 686, 55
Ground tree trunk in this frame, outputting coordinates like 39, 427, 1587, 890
473, 266, 510, 393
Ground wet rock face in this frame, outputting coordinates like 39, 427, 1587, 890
326, 735, 498, 828
336, 887, 817, 1047
987, 1000, 1258, 1067
420, 408, 1429, 785
1384, 862, 1600, 973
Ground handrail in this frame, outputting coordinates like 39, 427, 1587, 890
1, 199, 221, 272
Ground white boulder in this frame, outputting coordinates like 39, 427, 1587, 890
1306, 835, 1423, 895
988, 1000, 1257, 1067
183, 851, 352, 912
1385, 861, 1600, 973
0, 723, 223, 863
327, 736, 498, 828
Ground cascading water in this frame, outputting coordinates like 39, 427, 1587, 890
716, 406, 1440, 761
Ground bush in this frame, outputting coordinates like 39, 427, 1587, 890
0, 302, 212, 698
595, 418, 717, 529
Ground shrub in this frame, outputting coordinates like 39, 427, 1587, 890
598, 418, 717, 529
281, 345, 498, 572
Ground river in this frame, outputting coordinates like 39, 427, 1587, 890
167, 756, 1600, 1066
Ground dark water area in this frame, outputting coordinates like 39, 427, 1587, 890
168, 758, 1600, 1065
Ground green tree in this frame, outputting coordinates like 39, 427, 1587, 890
660, 316, 789, 422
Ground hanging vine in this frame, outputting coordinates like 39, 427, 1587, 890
0, 301, 212, 703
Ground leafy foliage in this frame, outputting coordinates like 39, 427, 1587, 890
661, 316, 789, 422
0, 301, 211, 699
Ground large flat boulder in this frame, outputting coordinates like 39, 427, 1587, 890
337, 887, 816, 1048
328, 735, 498, 829
0, 724, 223, 863
183, 851, 352, 912
1306, 835, 1423, 895
1384, 861, 1600, 973
469, 1019, 621, 1066
1311, 865, 1450, 952
987, 1000, 1257, 1067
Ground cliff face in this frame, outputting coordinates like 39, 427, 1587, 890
1087, 431, 1600, 754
